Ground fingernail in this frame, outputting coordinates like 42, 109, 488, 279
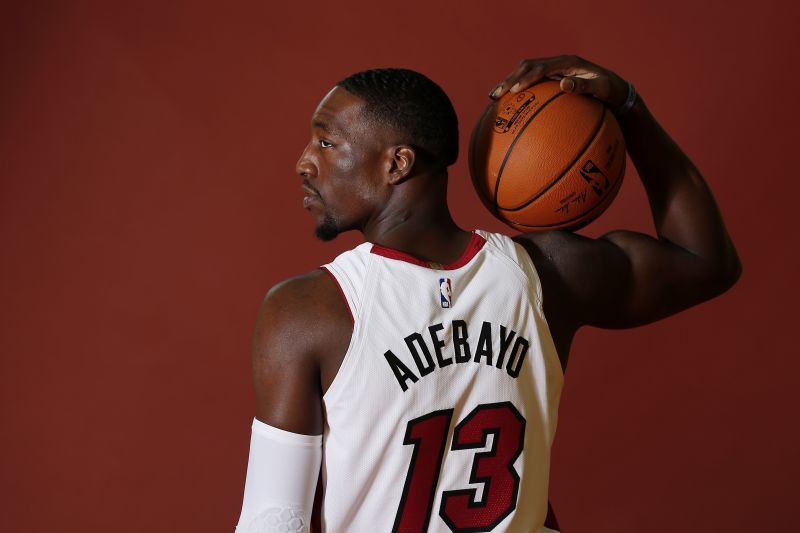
510, 83, 520, 93
490, 85, 502, 98
564, 78, 575, 92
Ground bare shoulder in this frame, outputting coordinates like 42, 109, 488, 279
513, 223, 739, 332
512, 230, 630, 311
251, 269, 352, 433
511, 230, 631, 361
254, 268, 352, 357
512, 229, 629, 274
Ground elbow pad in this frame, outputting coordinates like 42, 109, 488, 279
235, 418, 322, 533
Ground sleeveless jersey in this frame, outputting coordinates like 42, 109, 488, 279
319, 229, 564, 533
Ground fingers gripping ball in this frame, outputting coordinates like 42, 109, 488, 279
469, 80, 627, 231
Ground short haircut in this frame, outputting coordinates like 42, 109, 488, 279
336, 68, 459, 169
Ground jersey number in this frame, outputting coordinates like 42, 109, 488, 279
391, 402, 526, 533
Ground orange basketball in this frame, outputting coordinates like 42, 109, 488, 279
468, 80, 626, 231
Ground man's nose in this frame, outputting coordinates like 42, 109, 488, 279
295, 146, 316, 179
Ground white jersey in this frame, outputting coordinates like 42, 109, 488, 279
320, 229, 563, 533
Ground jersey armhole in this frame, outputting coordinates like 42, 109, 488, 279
509, 238, 566, 380
318, 261, 370, 404
320, 266, 354, 324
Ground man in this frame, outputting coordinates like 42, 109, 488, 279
235, 55, 740, 532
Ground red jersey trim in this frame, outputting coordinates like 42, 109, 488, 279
369, 231, 486, 270
319, 266, 355, 325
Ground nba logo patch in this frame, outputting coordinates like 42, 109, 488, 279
439, 278, 452, 308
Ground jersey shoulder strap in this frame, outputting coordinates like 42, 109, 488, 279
320, 242, 372, 321
475, 229, 545, 310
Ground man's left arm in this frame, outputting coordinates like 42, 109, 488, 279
236, 273, 330, 532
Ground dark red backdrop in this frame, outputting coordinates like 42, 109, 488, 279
2, 1, 797, 531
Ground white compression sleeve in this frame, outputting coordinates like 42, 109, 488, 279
235, 418, 322, 533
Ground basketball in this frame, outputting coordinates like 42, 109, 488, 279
468, 80, 626, 231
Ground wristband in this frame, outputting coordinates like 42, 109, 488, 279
616, 80, 637, 116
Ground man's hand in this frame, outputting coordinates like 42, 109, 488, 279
490, 55, 742, 369
489, 55, 629, 113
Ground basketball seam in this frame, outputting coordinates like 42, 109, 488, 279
492, 91, 566, 207
505, 156, 625, 229
501, 105, 608, 212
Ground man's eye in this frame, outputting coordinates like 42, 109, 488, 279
319, 139, 333, 148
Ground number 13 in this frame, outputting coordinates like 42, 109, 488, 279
391, 402, 526, 533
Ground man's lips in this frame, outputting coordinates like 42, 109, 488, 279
302, 180, 320, 196
302, 182, 321, 208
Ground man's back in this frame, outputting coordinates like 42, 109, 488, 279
320, 230, 562, 532
236, 57, 740, 533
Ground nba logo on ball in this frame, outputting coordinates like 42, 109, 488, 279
439, 278, 452, 308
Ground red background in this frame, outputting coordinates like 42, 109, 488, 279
1, 1, 797, 531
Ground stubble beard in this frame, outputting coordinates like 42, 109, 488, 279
315, 213, 340, 241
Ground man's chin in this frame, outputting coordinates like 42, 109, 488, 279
314, 215, 340, 242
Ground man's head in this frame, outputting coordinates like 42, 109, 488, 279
336, 68, 459, 169
296, 68, 458, 241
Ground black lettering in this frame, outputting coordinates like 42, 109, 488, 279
506, 336, 529, 378
428, 323, 452, 367
384, 350, 418, 391
473, 321, 493, 366
497, 326, 517, 369
452, 320, 471, 363
405, 332, 435, 377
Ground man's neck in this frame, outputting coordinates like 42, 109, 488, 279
361, 174, 473, 264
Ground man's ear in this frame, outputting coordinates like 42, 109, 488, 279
386, 145, 416, 185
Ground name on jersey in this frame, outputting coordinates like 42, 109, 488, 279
382, 319, 529, 392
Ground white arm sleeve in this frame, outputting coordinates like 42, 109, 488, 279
235, 418, 322, 533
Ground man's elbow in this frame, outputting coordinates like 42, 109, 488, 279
705, 248, 742, 298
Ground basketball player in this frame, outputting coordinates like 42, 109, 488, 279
235, 55, 740, 532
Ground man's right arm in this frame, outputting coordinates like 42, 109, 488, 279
493, 56, 741, 365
